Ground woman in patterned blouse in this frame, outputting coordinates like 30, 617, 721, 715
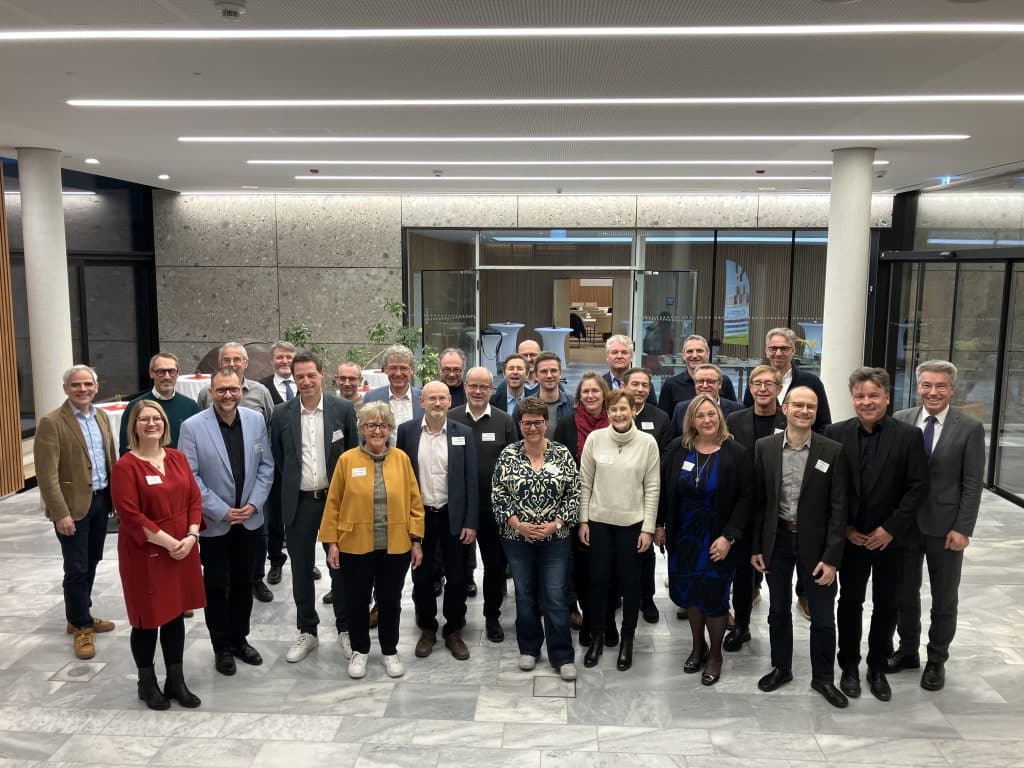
492, 397, 581, 682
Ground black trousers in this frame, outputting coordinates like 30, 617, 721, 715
286, 494, 346, 635
896, 531, 964, 664
766, 529, 838, 682
837, 542, 905, 673
731, 535, 756, 628
340, 550, 409, 655
200, 524, 261, 652
412, 506, 468, 636
588, 521, 643, 638
640, 546, 656, 610
267, 493, 287, 569
476, 505, 507, 621
56, 489, 110, 628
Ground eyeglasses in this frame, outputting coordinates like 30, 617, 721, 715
767, 345, 794, 353
750, 380, 777, 389
335, 375, 360, 383
363, 423, 392, 432
213, 387, 241, 395
465, 383, 492, 391
919, 382, 952, 392
694, 379, 720, 386
441, 367, 464, 375
520, 420, 547, 431
152, 368, 178, 377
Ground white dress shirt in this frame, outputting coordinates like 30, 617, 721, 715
917, 404, 950, 452
299, 395, 327, 491
417, 418, 449, 508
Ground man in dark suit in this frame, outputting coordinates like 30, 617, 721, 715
397, 381, 479, 660
743, 327, 831, 433
724, 364, 786, 652
888, 360, 984, 691
825, 367, 929, 702
269, 353, 358, 664
490, 353, 529, 413
603, 335, 656, 406
671, 364, 744, 438
36, 364, 117, 659
259, 340, 297, 591
658, 334, 737, 418
259, 340, 297, 406
752, 386, 850, 708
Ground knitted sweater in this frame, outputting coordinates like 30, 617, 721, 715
578, 422, 661, 533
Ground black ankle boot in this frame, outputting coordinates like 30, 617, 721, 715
584, 632, 605, 667
616, 636, 634, 671
164, 662, 201, 708
137, 666, 170, 710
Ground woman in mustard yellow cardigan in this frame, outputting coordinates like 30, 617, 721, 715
319, 402, 425, 680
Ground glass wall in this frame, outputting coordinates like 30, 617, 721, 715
995, 264, 1024, 497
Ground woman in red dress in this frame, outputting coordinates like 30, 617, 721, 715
111, 400, 206, 710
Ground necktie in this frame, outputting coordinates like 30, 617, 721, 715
611, 377, 620, 390
284, 379, 295, 400
922, 414, 937, 457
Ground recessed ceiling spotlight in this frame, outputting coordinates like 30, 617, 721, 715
240, 185, 260, 189
757, 186, 777, 191
158, 173, 170, 180
84, 158, 100, 164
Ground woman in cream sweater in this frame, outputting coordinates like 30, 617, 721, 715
578, 390, 661, 671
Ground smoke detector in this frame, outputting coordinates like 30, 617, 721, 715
214, 1, 246, 20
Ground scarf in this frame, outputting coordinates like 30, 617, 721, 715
575, 406, 608, 459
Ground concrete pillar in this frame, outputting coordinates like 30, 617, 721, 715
17, 148, 73, 418
820, 146, 876, 422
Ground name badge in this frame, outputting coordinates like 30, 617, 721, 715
254, 442, 263, 453
481, 432, 496, 442
814, 459, 830, 473
352, 467, 367, 477
543, 463, 560, 476
332, 429, 344, 443
682, 460, 696, 472
774, 428, 785, 434
598, 455, 615, 465
145, 475, 162, 486
641, 421, 655, 430
451, 436, 466, 446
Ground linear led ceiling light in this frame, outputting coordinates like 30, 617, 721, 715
250, 159, 889, 166
293, 175, 831, 181
181, 134, 967, 143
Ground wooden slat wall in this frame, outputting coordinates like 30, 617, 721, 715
0, 174, 25, 494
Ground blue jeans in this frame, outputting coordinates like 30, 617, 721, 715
56, 489, 110, 628
502, 536, 574, 668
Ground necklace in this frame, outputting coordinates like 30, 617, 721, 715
694, 451, 714, 486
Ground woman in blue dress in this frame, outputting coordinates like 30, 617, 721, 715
657, 394, 752, 685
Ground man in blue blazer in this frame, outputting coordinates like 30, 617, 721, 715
671, 364, 745, 438
179, 369, 275, 677
602, 335, 657, 407
362, 344, 423, 440
396, 381, 479, 661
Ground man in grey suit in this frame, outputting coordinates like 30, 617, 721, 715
888, 360, 985, 691
363, 344, 423, 440
179, 368, 275, 676
270, 353, 358, 664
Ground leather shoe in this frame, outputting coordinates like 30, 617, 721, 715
369, 604, 379, 629
757, 668, 793, 692
584, 633, 604, 668
676, 607, 688, 620
867, 670, 892, 702
323, 590, 333, 604
811, 680, 849, 708
252, 580, 273, 603
886, 648, 921, 673
604, 624, 619, 648
701, 658, 722, 686
433, 579, 444, 597
445, 631, 470, 660
569, 610, 583, 630
415, 630, 436, 658
641, 603, 660, 624
485, 619, 504, 643
466, 580, 478, 598
267, 564, 283, 585
839, 668, 861, 698
214, 650, 236, 676
66, 618, 115, 634
616, 636, 634, 671
312, 566, 322, 581
229, 642, 263, 666
578, 627, 592, 647
683, 645, 709, 674
920, 661, 945, 691
723, 626, 751, 652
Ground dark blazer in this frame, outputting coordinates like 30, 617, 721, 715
602, 371, 657, 407
269, 393, 358, 528
396, 418, 479, 534
447, 405, 518, 512
634, 403, 672, 454
894, 406, 985, 537
671, 397, 745, 439
752, 432, 849, 573
658, 369, 737, 419
742, 365, 832, 433
658, 436, 752, 569
726, 406, 787, 451
259, 374, 285, 406
824, 415, 929, 545
363, 385, 424, 421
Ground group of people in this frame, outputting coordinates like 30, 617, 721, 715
36, 326, 982, 712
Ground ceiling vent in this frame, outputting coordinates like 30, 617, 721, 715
214, 1, 247, 20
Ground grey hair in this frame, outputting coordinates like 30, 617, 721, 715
358, 401, 396, 429
148, 351, 179, 370
848, 366, 890, 392
605, 334, 634, 352
439, 348, 467, 365
270, 340, 296, 354
915, 359, 958, 385
765, 327, 797, 347
694, 363, 724, 382
682, 334, 710, 353
381, 344, 414, 367
219, 342, 248, 361
63, 364, 98, 386
464, 366, 493, 384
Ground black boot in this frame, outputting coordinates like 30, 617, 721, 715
616, 635, 634, 671
137, 666, 170, 710
584, 632, 605, 668
164, 662, 202, 708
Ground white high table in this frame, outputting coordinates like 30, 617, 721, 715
535, 326, 572, 367
96, 402, 129, 455
488, 322, 525, 362
175, 373, 211, 401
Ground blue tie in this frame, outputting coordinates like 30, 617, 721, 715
922, 415, 937, 458
284, 379, 295, 400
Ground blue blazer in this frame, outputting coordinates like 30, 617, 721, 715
179, 406, 275, 537
396, 418, 479, 535
363, 385, 424, 422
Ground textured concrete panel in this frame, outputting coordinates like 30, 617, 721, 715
5, 191, 134, 253
870, 195, 894, 228
637, 195, 758, 228
155, 266, 279, 344
755, 195, 830, 228
917, 191, 1024, 230
401, 195, 517, 228
277, 266, 402, 346
153, 192, 278, 267
276, 195, 401, 267
516, 195, 636, 228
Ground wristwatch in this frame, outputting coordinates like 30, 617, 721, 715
555, 520, 563, 532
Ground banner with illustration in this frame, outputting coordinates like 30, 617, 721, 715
723, 260, 750, 345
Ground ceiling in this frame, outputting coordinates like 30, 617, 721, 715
2, 0, 1024, 195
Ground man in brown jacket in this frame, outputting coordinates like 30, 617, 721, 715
35, 364, 117, 659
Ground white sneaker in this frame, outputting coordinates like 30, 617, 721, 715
382, 653, 405, 678
348, 651, 368, 679
338, 631, 353, 660
285, 632, 319, 663
559, 663, 577, 681
518, 654, 537, 671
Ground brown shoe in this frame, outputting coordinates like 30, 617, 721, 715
66, 618, 115, 634
184, 610, 195, 618
369, 604, 379, 629
445, 631, 470, 661
415, 629, 436, 658
73, 628, 95, 660
569, 610, 583, 630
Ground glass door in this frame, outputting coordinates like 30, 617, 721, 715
995, 263, 1024, 499
419, 269, 478, 364
637, 270, 697, 393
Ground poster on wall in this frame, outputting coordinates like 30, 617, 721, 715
723, 259, 750, 345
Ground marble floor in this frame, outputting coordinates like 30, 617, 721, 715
1, 488, 1023, 768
